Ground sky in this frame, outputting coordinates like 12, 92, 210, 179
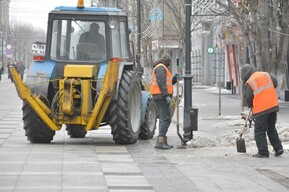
9, 0, 90, 30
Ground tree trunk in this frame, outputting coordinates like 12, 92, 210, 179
244, 31, 255, 65
275, 0, 289, 94
269, 1, 279, 73
259, 1, 271, 72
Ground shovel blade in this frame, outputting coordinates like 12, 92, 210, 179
236, 137, 246, 153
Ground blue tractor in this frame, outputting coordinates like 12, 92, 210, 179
10, 0, 157, 144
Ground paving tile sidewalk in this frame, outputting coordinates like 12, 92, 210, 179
1, 73, 289, 191
160, 85, 289, 192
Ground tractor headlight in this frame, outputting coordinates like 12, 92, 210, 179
109, 21, 116, 29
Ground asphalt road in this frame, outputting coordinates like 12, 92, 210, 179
0, 73, 288, 192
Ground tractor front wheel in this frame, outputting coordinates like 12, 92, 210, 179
109, 70, 142, 144
22, 101, 55, 143
139, 98, 157, 140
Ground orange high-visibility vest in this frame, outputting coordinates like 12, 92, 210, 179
247, 72, 278, 114
151, 63, 173, 95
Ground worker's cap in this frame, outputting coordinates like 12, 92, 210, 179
241, 64, 256, 82
161, 53, 171, 65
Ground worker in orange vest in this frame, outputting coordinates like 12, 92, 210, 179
151, 53, 180, 149
241, 64, 283, 158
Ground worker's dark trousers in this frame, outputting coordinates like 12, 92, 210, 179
154, 98, 171, 136
254, 112, 283, 156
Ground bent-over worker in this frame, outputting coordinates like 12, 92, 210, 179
241, 64, 283, 158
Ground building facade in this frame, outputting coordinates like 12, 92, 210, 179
0, 0, 10, 66
0, 0, 10, 36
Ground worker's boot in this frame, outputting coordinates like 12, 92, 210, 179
154, 136, 171, 150
164, 136, 174, 148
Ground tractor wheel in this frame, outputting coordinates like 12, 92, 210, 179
22, 101, 55, 143
110, 70, 142, 144
66, 125, 87, 138
139, 98, 157, 140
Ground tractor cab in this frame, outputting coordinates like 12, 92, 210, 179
9, 1, 157, 145
47, 6, 130, 63
43, 6, 131, 77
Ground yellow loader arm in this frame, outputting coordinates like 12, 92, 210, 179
9, 67, 61, 131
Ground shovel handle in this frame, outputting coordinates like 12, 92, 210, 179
176, 79, 187, 145
176, 79, 179, 124
240, 108, 252, 137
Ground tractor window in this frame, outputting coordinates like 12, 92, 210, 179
111, 21, 129, 59
111, 23, 121, 58
50, 20, 107, 62
76, 22, 107, 61
120, 22, 129, 59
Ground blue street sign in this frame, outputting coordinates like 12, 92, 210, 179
150, 8, 163, 23
6, 49, 12, 56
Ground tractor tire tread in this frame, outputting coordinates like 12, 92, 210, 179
110, 70, 141, 144
22, 101, 55, 143
139, 98, 157, 140
66, 124, 87, 138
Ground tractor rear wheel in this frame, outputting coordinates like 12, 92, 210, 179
66, 125, 87, 138
109, 70, 142, 144
22, 101, 55, 143
139, 98, 157, 140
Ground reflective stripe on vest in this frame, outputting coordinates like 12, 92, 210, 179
151, 63, 173, 95
247, 72, 278, 114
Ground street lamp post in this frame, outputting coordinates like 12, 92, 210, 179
182, 0, 197, 142
19, 43, 22, 61
24, 48, 26, 65
137, 0, 141, 54
0, 32, 3, 66
14, 39, 17, 61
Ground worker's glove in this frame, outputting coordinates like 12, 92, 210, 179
165, 96, 172, 105
174, 73, 182, 80
249, 113, 255, 122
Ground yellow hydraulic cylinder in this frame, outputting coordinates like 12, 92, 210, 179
62, 79, 74, 115
9, 67, 61, 131
80, 80, 93, 123
86, 59, 120, 130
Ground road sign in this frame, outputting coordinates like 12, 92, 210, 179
5, 44, 12, 58
6, 49, 12, 56
149, 8, 162, 23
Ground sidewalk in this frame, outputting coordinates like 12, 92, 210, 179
157, 84, 289, 192
1, 73, 289, 191
0, 73, 22, 146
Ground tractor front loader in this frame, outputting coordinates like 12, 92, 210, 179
9, 1, 157, 144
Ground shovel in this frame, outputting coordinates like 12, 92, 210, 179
236, 108, 252, 153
